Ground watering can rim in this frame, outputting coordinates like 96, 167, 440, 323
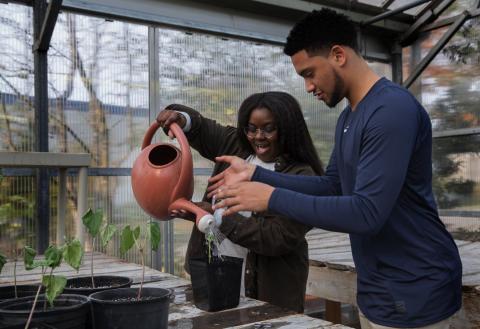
140, 142, 182, 170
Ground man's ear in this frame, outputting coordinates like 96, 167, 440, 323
330, 45, 347, 66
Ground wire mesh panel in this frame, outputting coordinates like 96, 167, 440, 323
405, 17, 480, 235
154, 27, 394, 276
0, 3, 35, 258
47, 12, 153, 265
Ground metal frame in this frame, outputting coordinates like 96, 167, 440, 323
3, 0, 480, 265
33, 0, 51, 253
400, 0, 455, 46
403, 11, 470, 88
361, 0, 432, 26
0, 152, 90, 248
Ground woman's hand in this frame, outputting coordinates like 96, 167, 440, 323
155, 105, 188, 138
207, 155, 256, 198
213, 182, 274, 216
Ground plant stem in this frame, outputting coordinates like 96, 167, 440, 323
25, 268, 45, 329
14, 255, 17, 299
134, 234, 146, 301
91, 237, 96, 288
137, 247, 145, 301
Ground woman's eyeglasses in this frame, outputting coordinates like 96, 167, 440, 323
243, 124, 277, 138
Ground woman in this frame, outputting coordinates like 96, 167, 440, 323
156, 91, 323, 312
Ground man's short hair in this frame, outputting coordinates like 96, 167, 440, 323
284, 8, 359, 56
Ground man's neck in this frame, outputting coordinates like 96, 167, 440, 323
346, 60, 381, 111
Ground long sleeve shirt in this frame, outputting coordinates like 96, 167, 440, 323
253, 78, 462, 327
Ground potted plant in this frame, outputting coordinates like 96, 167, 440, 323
0, 247, 45, 302
0, 240, 90, 329
89, 220, 173, 329
188, 232, 243, 312
63, 208, 132, 296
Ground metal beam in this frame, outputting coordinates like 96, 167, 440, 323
361, 0, 432, 26
403, 12, 469, 89
391, 43, 403, 84
0, 152, 90, 167
400, 0, 455, 45
33, 0, 62, 52
420, 7, 480, 32
33, 0, 50, 253
433, 127, 480, 138
382, 0, 396, 9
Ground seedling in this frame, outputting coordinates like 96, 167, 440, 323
120, 220, 160, 300
0, 252, 6, 273
82, 208, 117, 288
23, 239, 83, 329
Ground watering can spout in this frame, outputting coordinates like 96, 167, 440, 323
131, 122, 214, 229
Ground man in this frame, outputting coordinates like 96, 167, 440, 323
210, 8, 462, 329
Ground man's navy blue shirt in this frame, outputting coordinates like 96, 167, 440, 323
253, 78, 462, 327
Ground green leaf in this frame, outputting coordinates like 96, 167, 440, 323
24, 246, 37, 270
100, 224, 117, 248
120, 226, 136, 255
63, 239, 83, 271
133, 226, 140, 240
0, 253, 6, 273
43, 275, 67, 307
82, 208, 104, 237
148, 221, 161, 251
44, 245, 63, 269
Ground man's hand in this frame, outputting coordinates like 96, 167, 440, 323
206, 155, 256, 198
212, 182, 274, 216
170, 201, 212, 222
156, 104, 190, 138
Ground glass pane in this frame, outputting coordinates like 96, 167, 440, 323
49, 14, 149, 169
408, 18, 480, 131
156, 28, 347, 169
388, 0, 429, 15
0, 3, 34, 153
433, 135, 480, 239
438, 0, 477, 20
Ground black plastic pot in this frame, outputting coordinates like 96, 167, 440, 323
2, 322, 56, 329
188, 255, 243, 312
63, 276, 132, 296
89, 287, 172, 329
0, 294, 89, 329
0, 285, 43, 302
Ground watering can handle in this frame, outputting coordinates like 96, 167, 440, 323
140, 121, 193, 203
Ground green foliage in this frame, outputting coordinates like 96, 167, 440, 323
23, 246, 38, 270
0, 252, 6, 273
147, 221, 161, 252
23, 240, 83, 308
42, 275, 67, 307
82, 208, 117, 248
82, 208, 104, 237
121, 222, 161, 255
63, 239, 84, 271
120, 225, 139, 255
100, 224, 117, 249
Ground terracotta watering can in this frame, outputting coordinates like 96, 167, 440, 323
131, 122, 215, 232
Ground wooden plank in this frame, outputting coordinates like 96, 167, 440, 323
307, 266, 357, 306
229, 314, 352, 328
0, 151, 90, 167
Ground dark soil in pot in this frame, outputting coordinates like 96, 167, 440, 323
89, 287, 172, 329
188, 255, 243, 312
63, 276, 132, 296
0, 285, 44, 302
0, 294, 89, 329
